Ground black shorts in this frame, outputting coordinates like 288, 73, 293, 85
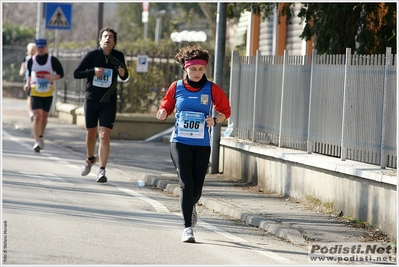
31, 96, 53, 112
84, 99, 117, 129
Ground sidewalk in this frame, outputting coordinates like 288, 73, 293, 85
2, 97, 392, 247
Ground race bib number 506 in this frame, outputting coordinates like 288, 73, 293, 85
177, 111, 205, 139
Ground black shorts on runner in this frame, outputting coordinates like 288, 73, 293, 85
31, 96, 53, 112
84, 99, 117, 129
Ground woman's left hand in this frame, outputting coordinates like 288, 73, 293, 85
205, 116, 216, 127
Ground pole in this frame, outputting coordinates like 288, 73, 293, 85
154, 10, 166, 43
142, 2, 149, 40
155, 17, 161, 43
144, 22, 148, 40
97, 3, 104, 41
119, 82, 123, 113
210, 2, 227, 174
36, 3, 45, 39
50, 29, 59, 117
36, 3, 41, 39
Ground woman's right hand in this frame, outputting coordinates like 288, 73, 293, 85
156, 108, 167, 120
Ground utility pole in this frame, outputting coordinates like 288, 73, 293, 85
142, 2, 149, 40
97, 3, 104, 41
210, 2, 227, 174
36, 2, 45, 39
154, 10, 166, 43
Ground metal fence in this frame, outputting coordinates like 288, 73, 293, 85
55, 49, 90, 107
228, 48, 397, 169
2, 45, 27, 83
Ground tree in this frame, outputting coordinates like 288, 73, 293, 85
226, 2, 396, 54
115, 3, 217, 44
2, 23, 35, 46
298, 3, 396, 54
227, 3, 278, 22
355, 3, 397, 54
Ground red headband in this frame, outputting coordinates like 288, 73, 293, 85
184, 59, 207, 69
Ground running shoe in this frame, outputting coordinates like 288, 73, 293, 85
182, 227, 195, 243
192, 205, 198, 227
33, 142, 41, 152
81, 157, 97, 176
39, 137, 44, 149
97, 169, 107, 183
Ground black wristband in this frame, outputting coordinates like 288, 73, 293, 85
213, 117, 218, 126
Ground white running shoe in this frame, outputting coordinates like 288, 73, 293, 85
81, 157, 97, 176
192, 205, 198, 227
39, 137, 44, 149
97, 169, 107, 183
182, 227, 195, 243
33, 142, 41, 152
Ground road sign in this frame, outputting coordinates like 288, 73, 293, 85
143, 2, 149, 11
142, 11, 149, 23
45, 3, 72, 30
136, 55, 149, 73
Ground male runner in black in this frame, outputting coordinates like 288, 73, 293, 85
74, 27, 129, 183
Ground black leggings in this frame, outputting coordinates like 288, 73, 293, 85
170, 142, 211, 228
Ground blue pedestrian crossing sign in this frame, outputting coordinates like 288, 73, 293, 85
45, 3, 72, 30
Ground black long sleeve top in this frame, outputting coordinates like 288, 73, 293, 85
73, 47, 129, 103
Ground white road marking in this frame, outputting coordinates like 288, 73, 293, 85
256, 249, 297, 264
191, 218, 249, 243
118, 187, 170, 213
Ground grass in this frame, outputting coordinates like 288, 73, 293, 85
304, 194, 335, 214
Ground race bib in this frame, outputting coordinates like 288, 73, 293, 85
93, 68, 113, 88
177, 111, 205, 139
36, 78, 50, 93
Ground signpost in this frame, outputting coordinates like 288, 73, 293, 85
45, 3, 72, 116
142, 2, 149, 39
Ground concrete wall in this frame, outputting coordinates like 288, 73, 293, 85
219, 138, 397, 240
2, 82, 26, 99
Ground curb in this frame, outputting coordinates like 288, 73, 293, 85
142, 174, 308, 246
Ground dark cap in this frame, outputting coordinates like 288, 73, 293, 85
35, 38, 47, 48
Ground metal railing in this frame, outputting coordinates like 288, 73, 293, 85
228, 48, 397, 169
